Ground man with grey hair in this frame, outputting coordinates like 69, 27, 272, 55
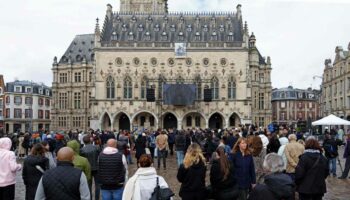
284, 134, 305, 181
248, 153, 294, 200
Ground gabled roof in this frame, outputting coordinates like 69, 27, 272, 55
59, 34, 95, 64
100, 12, 243, 44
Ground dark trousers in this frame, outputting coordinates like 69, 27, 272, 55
340, 157, 350, 178
169, 143, 174, 155
149, 147, 155, 159
157, 149, 167, 169
299, 193, 323, 200
0, 184, 15, 200
89, 170, 101, 200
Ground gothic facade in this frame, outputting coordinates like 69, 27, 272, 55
51, 1, 272, 131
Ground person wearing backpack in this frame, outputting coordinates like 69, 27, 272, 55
323, 133, 338, 177
147, 131, 157, 159
168, 129, 176, 156
175, 131, 187, 167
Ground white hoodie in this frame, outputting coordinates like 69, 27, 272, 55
123, 167, 170, 200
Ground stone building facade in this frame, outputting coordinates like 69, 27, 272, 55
52, 1, 272, 131
0, 75, 5, 134
3, 80, 52, 133
322, 43, 350, 120
272, 87, 321, 127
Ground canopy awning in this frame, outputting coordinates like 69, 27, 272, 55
312, 114, 350, 126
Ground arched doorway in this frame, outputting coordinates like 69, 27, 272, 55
209, 113, 223, 129
163, 113, 177, 130
228, 113, 241, 128
101, 113, 111, 130
115, 113, 130, 131
132, 112, 157, 131
182, 112, 206, 129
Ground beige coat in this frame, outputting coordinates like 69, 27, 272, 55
17, 136, 26, 155
156, 134, 168, 150
285, 141, 305, 173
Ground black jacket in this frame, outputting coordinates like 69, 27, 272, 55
22, 155, 49, 200
210, 159, 238, 200
323, 138, 338, 159
295, 151, 329, 195
249, 173, 294, 200
81, 144, 100, 171
177, 160, 207, 198
175, 134, 186, 151
98, 152, 125, 190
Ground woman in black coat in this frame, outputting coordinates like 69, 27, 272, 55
22, 143, 49, 200
177, 143, 207, 200
210, 146, 238, 200
135, 133, 146, 167
295, 137, 329, 200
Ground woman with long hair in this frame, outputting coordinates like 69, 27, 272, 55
295, 137, 329, 200
177, 143, 207, 200
248, 135, 266, 183
22, 143, 49, 200
210, 146, 238, 200
232, 137, 256, 200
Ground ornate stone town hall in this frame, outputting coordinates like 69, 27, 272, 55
51, 0, 272, 131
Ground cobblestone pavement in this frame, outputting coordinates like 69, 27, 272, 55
15, 147, 350, 200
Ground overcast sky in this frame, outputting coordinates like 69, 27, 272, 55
1, 0, 349, 89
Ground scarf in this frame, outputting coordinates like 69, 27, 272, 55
123, 167, 157, 200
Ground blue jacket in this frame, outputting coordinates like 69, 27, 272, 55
231, 151, 256, 189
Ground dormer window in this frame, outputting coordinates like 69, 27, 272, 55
46, 90, 50, 96
15, 86, 21, 93
26, 87, 32, 93
154, 24, 160, 32
39, 88, 43, 95
178, 32, 184, 41
227, 32, 234, 41
122, 24, 128, 32
195, 32, 201, 41
131, 15, 137, 23
203, 25, 208, 32
161, 32, 168, 41
170, 24, 176, 32
186, 25, 192, 32
211, 32, 218, 40
219, 25, 225, 32
147, 16, 153, 23
138, 24, 144, 32
144, 32, 151, 41
128, 32, 134, 41
112, 31, 118, 40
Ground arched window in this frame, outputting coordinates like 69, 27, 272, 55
194, 76, 202, 100
124, 77, 133, 99
141, 76, 149, 99
158, 75, 166, 99
106, 76, 115, 99
211, 77, 219, 100
228, 77, 236, 99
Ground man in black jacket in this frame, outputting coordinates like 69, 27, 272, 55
175, 131, 186, 167
81, 135, 101, 200
98, 139, 128, 200
323, 133, 338, 177
35, 147, 90, 200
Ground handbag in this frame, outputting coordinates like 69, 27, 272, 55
150, 177, 175, 200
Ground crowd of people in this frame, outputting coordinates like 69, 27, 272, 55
0, 125, 349, 200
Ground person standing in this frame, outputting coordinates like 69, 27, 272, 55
249, 153, 294, 200
284, 134, 305, 181
156, 131, 168, 170
123, 155, 171, 200
231, 138, 256, 200
41, 141, 56, 169
18, 133, 26, 159
338, 133, 350, 179
0, 137, 22, 200
67, 140, 92, 184
168, 129, 176, 156
248, 136, 266, 183
98, 139, 128, 200
81, 135, 101, 200
175, 131, 187, 167
22, 144, 49, 200
323, 133, 338, 177
177, 143, 207, 200
295, 137, 329, 200
34, 147, 90, 200
210, 147, 238, 200
135, 133, 147, 167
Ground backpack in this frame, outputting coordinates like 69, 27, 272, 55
149, 135, 156, 148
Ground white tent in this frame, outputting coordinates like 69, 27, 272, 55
312, 114, 350, 126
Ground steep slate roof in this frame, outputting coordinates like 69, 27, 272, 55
101, 12, 243, 43
59, 34, 95, 64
